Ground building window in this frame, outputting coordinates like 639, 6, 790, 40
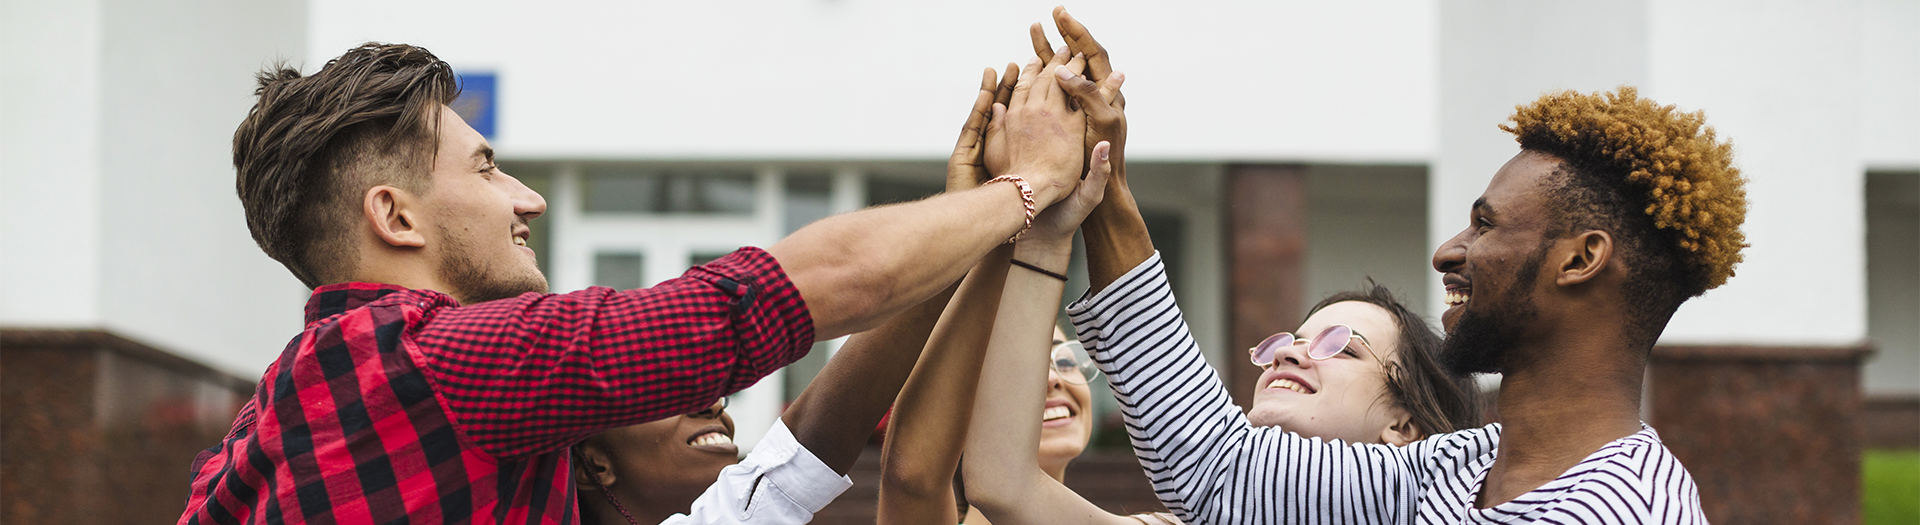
784, 171, 835, 235
583, 168, 757, 215
593, 252, 645, 290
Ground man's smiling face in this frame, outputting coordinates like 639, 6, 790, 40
1431, 150, 1565, 375
418, 105, 549, 304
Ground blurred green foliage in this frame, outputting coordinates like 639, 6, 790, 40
1865, 449, 1919, 525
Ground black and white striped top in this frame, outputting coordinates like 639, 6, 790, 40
1066, 254, 1706, 525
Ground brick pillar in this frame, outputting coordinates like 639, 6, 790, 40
1, 329, 252, 525
1648, 345, 1871, 525
1224, 164, 1309, 412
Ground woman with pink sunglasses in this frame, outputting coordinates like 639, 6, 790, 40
1245, 285, 1484, 448
951, 274, 1484, 525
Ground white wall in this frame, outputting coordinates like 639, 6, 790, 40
1433, 0, 1650, 318
0, 0, 310, 378
1861, 0, 1920, 171
306, 0, 1436, 163
1434, 0, 1914, 347
1648, 0, 1867, 345
10, 0, 1908, 376
2, 0, 105, 326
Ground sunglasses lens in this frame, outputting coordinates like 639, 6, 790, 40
1250, 333, 1292, 365
1309, 325, 1352, 360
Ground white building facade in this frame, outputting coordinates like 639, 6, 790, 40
4, 0, 1914, 456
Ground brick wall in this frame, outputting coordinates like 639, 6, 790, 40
1, 329, 252, 525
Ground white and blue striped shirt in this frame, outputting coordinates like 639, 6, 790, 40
1066, 253, 1706, 524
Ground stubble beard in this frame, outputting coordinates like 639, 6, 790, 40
436, 223, 549, 305
1441, 247, 1546, 376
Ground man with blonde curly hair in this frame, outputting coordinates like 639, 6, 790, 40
1427, 85, 1745, 519
1069, 78, 1741, 521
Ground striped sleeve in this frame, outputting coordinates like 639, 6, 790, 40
1067, 253, 1430, 525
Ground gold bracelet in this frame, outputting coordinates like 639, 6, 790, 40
983, 175, 1035, 243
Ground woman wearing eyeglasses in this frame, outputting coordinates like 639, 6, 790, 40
1245, 285, 1482, 448
953, 275, 1481, 525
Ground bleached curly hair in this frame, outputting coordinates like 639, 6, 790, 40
1502, 87, 1748, 338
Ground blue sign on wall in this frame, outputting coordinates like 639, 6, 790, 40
452, 72, 497, 139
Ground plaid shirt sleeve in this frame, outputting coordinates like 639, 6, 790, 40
409, 247, 815, 458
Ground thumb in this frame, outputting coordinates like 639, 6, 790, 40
1082, 141, 1112, 188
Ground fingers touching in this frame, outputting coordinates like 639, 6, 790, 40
1033, 46, 1072, 107
1052, 7, 1113, 81
995, 63, 1019, 107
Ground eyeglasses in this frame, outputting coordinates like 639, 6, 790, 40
1248, 324, 1371, 367
1051, 340, 1101, 385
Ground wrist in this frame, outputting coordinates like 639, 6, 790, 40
1011, 236, 1073, 267
1008, 170, 1074, 210
982, 175, 1037, 243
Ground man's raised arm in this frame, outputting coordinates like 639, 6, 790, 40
770, 54, 1088, 339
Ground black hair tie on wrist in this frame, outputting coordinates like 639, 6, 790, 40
1011, 258, 1069, 282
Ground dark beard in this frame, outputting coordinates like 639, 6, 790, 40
437, 224, 549, 305
1441, 247, 1546, 375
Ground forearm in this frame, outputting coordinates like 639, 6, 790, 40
1078, 167, 1153, 295
876, 245, 1013, 525
958, 238, 1071, 511
770, 182, 1035, 339
783, 277, 960, 475
417, 249, 813, 457
1064, 255, 1356, 523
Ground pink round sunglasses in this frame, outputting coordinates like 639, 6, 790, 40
1248, 324, 1371, 367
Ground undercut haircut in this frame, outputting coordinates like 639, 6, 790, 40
1502, 87, 1749, 347
1309, 281, 1483, 437
234, 43, 460, 288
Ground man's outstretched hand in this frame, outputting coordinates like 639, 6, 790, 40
998, 48, 1087, 209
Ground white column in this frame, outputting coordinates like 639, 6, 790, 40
1, 0, 104, 326
727, 166, 787, 454
1647, 0, 1866, 345
549, 163, 589, 293
830, 167, 866, 214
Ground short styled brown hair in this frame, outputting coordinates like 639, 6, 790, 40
234, 43, 459, 287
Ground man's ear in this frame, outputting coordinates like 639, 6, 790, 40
364, 185, 426, 248
571, 444, 618, 490
1554, 230, 1613, 286
1380, 407, 1422, 447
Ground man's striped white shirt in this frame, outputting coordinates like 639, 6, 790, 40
1065, 253, 1706, 524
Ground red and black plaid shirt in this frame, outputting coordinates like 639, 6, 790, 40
178, 248, 814, 525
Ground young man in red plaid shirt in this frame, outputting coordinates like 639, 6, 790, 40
180, 42, 1092, 525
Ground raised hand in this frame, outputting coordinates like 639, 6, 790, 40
1031, 6, 1152, 294
1021, 140, 1111, 246
952, 65, 1020, 191
1030, 7, 1127, 190
999, 48, 1087, 209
